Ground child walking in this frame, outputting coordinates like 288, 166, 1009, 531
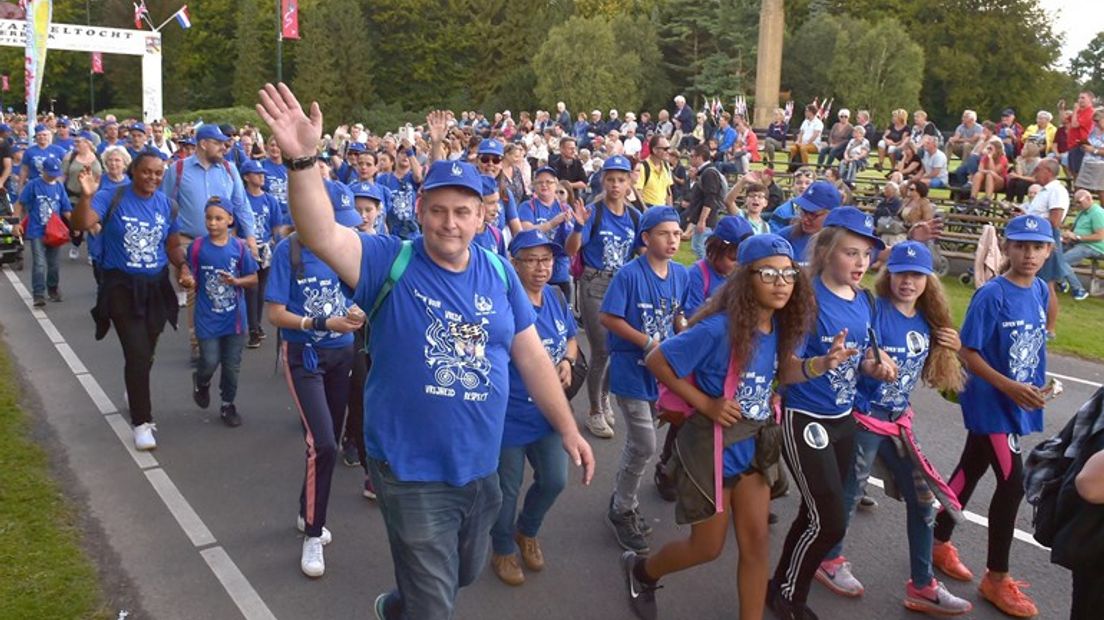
241, 160, 287, 349
13, 155, 73, 306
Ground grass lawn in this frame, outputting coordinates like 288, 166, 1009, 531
0, 344, 111, 619
673, 244, 1104, 362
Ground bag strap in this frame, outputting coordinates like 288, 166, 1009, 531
697, 260, 710, 297
288, 232, 304, 280
367, 240, 414, 324
172, 158, 185, 206
103, 185, 128, 230
713, 350, 746, 515
189, 236, 203, 275
479, 245, 510, 290
641, 160, 651, 186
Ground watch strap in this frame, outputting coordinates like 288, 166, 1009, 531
284, 154, 318, 171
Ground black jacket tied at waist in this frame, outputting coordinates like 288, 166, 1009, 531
91, 267, 179, 340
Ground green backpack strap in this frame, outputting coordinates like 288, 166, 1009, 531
478, 245, 511, 291
367, 240, 414, 324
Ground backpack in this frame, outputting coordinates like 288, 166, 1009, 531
102, 185, 179, 238
570, 201, 642, 277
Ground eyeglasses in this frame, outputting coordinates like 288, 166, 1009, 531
751, 267, 800, 284
517, 256, 554, 268
480, 155, 502, 164
653, 146, 669, 151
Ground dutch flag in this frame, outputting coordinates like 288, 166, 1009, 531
174, 5, 192, 30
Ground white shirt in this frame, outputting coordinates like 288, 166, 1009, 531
1026, 178, 1070, 220
798, 117, 823, 144
623, 136, 642, 157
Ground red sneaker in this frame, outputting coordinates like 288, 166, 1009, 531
978, 572, 1038, 618
932, 541, 974, 582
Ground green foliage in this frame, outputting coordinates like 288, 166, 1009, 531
610, 14, 671, 113
169, 106, 265, 129
291, 0, 373, 128
826, 18, 924, 120
1071, 31, 1104, 96
231, 0, 281, 106
659, 0, 759, 109
783, 15, 858, 110
533, 15, 643, 114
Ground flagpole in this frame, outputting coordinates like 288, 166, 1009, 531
275, 0, 283, 83
154, 8, 181, 32
87, 0, 94, 114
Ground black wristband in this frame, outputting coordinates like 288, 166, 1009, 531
313, 316, 327, 331
284, 154, 318, 171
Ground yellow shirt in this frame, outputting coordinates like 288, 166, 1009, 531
635, 157, 673, 206
1023, 123, 1057, 153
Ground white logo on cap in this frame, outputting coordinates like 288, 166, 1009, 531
451, 163, 463, 177
864, 215, 874, 229
1025, 217, 1038, 230
907, 246, 917, 257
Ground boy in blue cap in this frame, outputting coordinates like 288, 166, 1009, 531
13, 155, 72, 306
240, 159, 287, 348
779, 179, 841, 266
600, 205, 689, 554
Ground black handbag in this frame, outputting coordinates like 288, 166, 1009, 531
564, 347, 588, 400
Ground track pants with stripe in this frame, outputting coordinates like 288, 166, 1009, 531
283, 341, 354, 538
934, 431, 1024, 573
774, 407, 856, 604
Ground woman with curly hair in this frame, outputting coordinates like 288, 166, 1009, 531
621, 234, 816, 620
816, 241, 973, 616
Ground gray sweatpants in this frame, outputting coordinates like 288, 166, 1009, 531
612, 396, 657, 513
578, 268, 613, 416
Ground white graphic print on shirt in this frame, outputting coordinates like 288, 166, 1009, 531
738, 374, 775, 421
203, 255, 239, 313
122, 212, 165, 269
417, 288, 493, 397
299, 278, 348, 342
1009, 319, 1045, 383
827, 352, 862, 407
876, 329, 929, 410
35, 194, 59, 223
601, 234, 633, 272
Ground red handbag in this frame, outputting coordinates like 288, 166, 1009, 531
21, 211, 70, 247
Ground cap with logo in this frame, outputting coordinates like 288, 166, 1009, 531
823, 206, 886, 250
737, 233, 795, 265
886, 241, 934, 275
350, 181, 384, 203
195, 124, 228, 143
509, 229, 564, 258
477, 139, 504, 157
240, 160, 265, 176
421, 160, 483, 197
602, 155, 632, 174
480, 175, 499, 198
34, 123, 49, 134
534, 166, 558, 179
793, 180, 842, 213
346, 142, 366, 154
130, 122, 147, 134
40, 156, 62, 176
1004, 214, 1054, 243
205, 196, 234, 216
713, 215, 754, 246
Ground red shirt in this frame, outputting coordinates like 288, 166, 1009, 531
1070, 105, 1094, 145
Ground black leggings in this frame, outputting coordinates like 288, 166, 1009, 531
245, 266, 270, 335
934, 431, 1024, 572
773, 408, 856, 604
342, 329, 372, 474
108, 285, 167, 426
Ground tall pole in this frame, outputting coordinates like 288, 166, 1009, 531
753, 0, 784, 128
87, 0, 94, 114
275, 0, 283, 83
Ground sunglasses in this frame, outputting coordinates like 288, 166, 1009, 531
480, 155, 502, 164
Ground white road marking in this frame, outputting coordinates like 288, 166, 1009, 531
1046, 371, 1103, 389
2, 266, 277, 620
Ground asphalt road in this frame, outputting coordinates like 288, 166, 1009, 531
1, 254, 1091, 620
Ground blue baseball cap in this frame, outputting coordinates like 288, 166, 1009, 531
824, 206, 886, 250
0, 123, 11, 133
350, 181, 384, 203
178, 136, 195, 146
130, 122, 147, 134
635, 205, 681, 247
57, 118, 70, 128
713, 215, 754, 246
793, 180, 841, 213
194, 124, 227, 143
205, 196, 234, 216
331, 187, 363, 228
421, 160, 483, 197
347, 142, 366, 154
480, 175, 499, 197
534, 166, 558, 179
509, 229, 564, 258
34, 123, 49, 134
478, 138, 504, 157
602, 155, 632, 174
40, 156, 61, 176
1004, 214, 1054, 243
886, 241, 934, 275
78, 130, 96, 142
240, 160, 265, 176
738, 233, 795, 265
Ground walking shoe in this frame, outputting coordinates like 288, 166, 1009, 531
491, 553, 525, 586
604, 409, 616, 429
296, 515, 332, 545
133, 422, 157, 451
586, 413, 614, 439
246, 331, 262, 349
932, 541, 973, 582
32, 296, 45, 307
363, 475, 377, 500
904, 578, 973, 616
978, 571, 1038, 618
373, 592, 399, 620
1057, 281, 1071, 294
634, 509, 653, 537
192, 372, 210, 409
516, 533, 544, 571
654, 462, 677, 502
816, 556, 864, 597
220, 403, 242, 427
769, 512, 779, 525
68, 246, 80, 260
300, 536, 325, 578
622, 551, 659, 620
1073, 289, 1090, 301
47, 289, 62, 302
607, 496, 649, 553
858, 494, 878, 510
258, 327, 267, 340
341, 440, 361, 467
767, 579, 820, 620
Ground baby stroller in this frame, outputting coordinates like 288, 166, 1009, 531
0, 215, 23, 271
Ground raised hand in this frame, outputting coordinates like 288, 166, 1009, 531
571, 198, 590, 226
426, 110, 449, 144
255, 83, 323, 160
823, 329, 860, 371
77, 166, 98, 197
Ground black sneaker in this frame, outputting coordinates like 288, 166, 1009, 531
767, 579, 819, 620
622, 551, 659, 620
192, 372, 210, 409
341, 440, 361, 467
654, 462, 677, 502
608, 496, 649, 553
258, 328, 267, 340
858, 494, 878, 510
32, 296, 45, 307
47, 289, 62, 302
246, 332, 262, 349
220, 403, 242, 427
634, 509, 653, 537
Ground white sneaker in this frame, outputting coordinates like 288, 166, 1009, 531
300, 536, 325, 578
585, 413, 614, 439
176, 291, 187, 307
816, 557, 864, 597
68, 247, 79, 260
133, 423, 157, 451
604, 409, 616, 429
296, 515, 332, 545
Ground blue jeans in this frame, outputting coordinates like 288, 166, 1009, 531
27, 237, 59, 298
370, 460, 501, 620
827, 418, 935, 585
491, 432, 568, 555
1059, 243, 1104, 293
691, 227, 713, 260
196, 333, 246, 403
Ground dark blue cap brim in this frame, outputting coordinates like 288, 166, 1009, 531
1005, 232, 1054, 243
832, 224, 887, 251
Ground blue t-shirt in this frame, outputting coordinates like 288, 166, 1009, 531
344, 236, 536, 485
494, 186, 520, 232
959, 276, 1048, 435
265, 238, 355, 348
578, 202, 640, 272
18, 178, 72, 239
783, 278, 872, 417
88, 177, 132, 263
684, 259, 725, 317
189, 236, 258, 339
472, 224, 506, 256
601, 256, 689, 400
660, 314, 779, 476
518, 198, 574, 283
53, 137, 75, 154
503, 285, 578, 447
855, 298, 930, 415
22, 144, 65, 180
347, 180, 390, 235
245, 191, 284, 244
377, 171, 419, 239
261, 159, 289, 220
92, 185, 178, 275
780, 224, 812, 266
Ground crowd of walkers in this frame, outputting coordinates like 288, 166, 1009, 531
2, 83, 1103, 620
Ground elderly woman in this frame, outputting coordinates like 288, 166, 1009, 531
817, 109, 854, 169
1023, 111, 1057, 154
878, 108, 910, 169
900, 181, 935, 227
1006, 142, 1042, 202
874, 181, 906, 246
1074, 108, 1104, 199
970, 139, 1009, 200
61, 132, 104, 260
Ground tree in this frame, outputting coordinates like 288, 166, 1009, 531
610, 14, 670, 113
292, 0, 373, 125
782, 15, 861, 110
1071, 31, 1104, 96
659, 0, 759, 109
532, 16, 643, 116
827, 18, 924, 120
231, 0, 282, 107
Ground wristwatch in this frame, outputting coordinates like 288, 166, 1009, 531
284, 154, 318, 171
